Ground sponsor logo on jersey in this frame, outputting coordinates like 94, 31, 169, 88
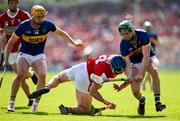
22, 34, 47, 44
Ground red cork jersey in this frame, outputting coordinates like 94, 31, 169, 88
0, 9, 30, 52
87, 54, 117, 81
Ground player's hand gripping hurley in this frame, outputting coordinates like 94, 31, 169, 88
90, 74, 129, 84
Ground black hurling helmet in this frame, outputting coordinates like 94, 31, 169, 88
110, 55, 126, 74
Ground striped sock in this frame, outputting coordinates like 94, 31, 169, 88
10, 96, 16, 101
140, 96, 145, 104
154, 94, 160, 104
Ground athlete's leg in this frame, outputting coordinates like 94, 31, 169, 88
143, 72, 152, 90
11, 63, 31, 99
10, 58, 30, 100
130, 67, 143, 100
68, 89, 92, 114
148, 66, 160, 94
32, 59, 47, 90
48, 71, 70, 88
130, 67, 145, 115
148, 59, 166, 112
30, 71, 71, 99
8, 58, 30, 111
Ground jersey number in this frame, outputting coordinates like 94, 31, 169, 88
95, 55, 108, 64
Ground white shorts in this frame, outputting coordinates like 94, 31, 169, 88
132, 56, 160, 70
64, 62, 90, 94
17, 52, 46, 66
8, 52, 18, 65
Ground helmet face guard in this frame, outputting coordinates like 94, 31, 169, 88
31, 5, 47, 24
118, 26, 132, 35
110, 55, 126, 74
118, 20, 133, 35
31, 5, 47, 18
111, 67, 124, 74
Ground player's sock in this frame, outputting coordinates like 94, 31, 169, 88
28, 95, 31, 99
10, 96, 16, 101
140, 96, 145, 104
31, 73, 38, 85
154, 94, 160, 104
67, 107, 73, 113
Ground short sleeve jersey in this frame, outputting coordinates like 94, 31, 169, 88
120, 29, 156, 63
86, 54, 117, 81
15, 19, 56, 56
0, 9, 30, 52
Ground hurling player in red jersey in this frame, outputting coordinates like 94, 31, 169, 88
0, 0, 38, 109
28, 54, 126, 115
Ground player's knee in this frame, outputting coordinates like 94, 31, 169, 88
16, 72, 26, 79
57, 72, 69, 83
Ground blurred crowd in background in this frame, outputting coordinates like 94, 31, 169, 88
0, 0, 180, 71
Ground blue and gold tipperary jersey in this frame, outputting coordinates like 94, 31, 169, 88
15, 19, 56, 56
120, 29, 156, 64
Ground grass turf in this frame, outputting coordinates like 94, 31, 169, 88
0, 70, 180, 121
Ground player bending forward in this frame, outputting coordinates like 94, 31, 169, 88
30, 54, 126, 115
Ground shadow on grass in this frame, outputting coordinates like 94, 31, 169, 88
1, 106, 29, 110
0, 106, 61, 115
97, 114, 167, 118
22, 111, 49, 115
0, 106, 167, 118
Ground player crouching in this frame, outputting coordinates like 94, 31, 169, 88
30, 54, 127, 115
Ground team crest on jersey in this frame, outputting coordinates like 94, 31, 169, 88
10, 19, 15, 25
34, 30, 39, 35
17, 19, 21, 23
132, 44, 137, 48
128, 48, 133, 51
4, 21, 8, 27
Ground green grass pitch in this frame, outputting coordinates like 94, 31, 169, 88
0, 70, 180, 121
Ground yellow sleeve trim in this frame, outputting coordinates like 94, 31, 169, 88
142, 43, 150, 48
13, 32, 20, 39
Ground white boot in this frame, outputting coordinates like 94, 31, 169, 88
32, 99, 38, 112
7, 101, 15, 112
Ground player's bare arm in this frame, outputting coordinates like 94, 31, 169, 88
3, 33, 19, 67
89, 82, 104, 103
135, 44, 150, 81
54, 26, 86, 47
89, 82, 115, 108
124, 57, 132, 78
113, 81, 131, 92
0, 29, 7, 50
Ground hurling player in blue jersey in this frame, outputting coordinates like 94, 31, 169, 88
3, 5, 85, 112
114, 20, 165, 115
142, 21, 160, 91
